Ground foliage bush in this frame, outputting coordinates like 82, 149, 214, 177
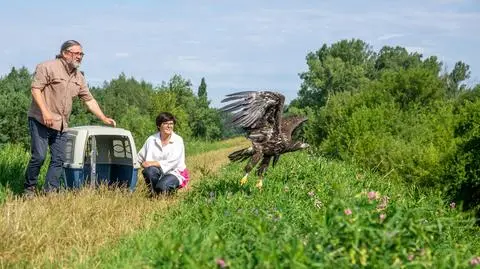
442, 98, 480, 212
294, 39, 479, 211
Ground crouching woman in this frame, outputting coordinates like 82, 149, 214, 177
137, 112, 189, 195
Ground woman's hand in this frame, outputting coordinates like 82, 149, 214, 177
142, 161, 160, 168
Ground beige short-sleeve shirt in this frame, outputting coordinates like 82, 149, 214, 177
28, 59, 93, 131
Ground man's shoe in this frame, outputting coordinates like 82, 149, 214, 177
23, 187, 36, 199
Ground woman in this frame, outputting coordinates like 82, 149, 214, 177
137, 112, 189, 195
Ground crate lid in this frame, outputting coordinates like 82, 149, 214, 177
65, 126, 132, 136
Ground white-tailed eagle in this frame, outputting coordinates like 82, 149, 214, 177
220, 91, 309, 188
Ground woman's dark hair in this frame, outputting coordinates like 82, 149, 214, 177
56, 40, 82, 59
156, 112, 176, 128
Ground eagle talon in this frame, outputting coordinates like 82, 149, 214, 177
255, 179, 263, 189
240, 175, 248, 185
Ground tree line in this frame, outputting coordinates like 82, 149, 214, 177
288, 39, 480, 215
0, 70, 241, 149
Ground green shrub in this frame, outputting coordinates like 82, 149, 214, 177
443, 99, 480, 212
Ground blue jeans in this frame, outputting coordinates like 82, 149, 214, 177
24, 117, 67, 192
142, 166, 179, 195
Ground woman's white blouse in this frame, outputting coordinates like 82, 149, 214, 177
137, 132, 186, 184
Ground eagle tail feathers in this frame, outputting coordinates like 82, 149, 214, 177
228, 147, 254, 162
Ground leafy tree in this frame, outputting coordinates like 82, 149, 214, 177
374, 46, 423, 74
379, 66, 446, 109
0, 67, 32, 147
96, 73, 154, 120
198, 77, 207, 104
150, 90, 192, 138
445, 61, 471, 98
118, 106, 153, 150
189, 78, 222, 140
295, 39, 375, 107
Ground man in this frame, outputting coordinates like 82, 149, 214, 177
24, 40, 116, 195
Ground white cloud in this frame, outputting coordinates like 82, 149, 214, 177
183, 40, 201, 44
115, 52, 129, 58
377, 33, 405, 41
177, 55, 199, 61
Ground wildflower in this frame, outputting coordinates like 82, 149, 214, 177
470, 256, 480, 266
379, 213, 386, 221
308, 191, 315, 197
408, 254, 414, 261
450, 202, 456, 209
314, 199, 323, 209
368, 191, 378, 201
284, 186, 289, 192
344, 208, 352, 215
216, 258, 227, 268
377, 196, 389, 211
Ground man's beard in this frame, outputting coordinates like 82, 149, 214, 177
71, 61, 81, 69
67, 59, 81, 70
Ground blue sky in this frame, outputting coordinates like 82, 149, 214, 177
1, 0, 479, 107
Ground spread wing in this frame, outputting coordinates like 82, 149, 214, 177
281, 115, 308, 141
220, 91, 285, 140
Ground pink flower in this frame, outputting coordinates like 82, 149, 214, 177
379, 213, 386, 221
470, 256, 480, 266
344, 208, 352, 215
450, 202, 456, 209
408, 254, 414, 261
368, 191, 378, 200
308, 191, 315, 197
216, 259, 226, 268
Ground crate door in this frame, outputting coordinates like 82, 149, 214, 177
83, 135, 134, 188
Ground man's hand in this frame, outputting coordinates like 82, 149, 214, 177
84, 99, 116, 127
42, 110, 54, 128
102, 117, 116, 127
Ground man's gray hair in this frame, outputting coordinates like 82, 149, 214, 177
55, 40, 82, 59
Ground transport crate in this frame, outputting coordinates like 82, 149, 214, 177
62, 126, 140, 191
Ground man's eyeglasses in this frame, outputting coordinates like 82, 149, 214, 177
161, 122, 175, 126
67, 50, 85, 57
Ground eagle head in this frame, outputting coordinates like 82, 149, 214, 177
300, 142, 310, 149
286, 141, 310, 153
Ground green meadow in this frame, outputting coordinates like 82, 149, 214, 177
70, 152, 480, 268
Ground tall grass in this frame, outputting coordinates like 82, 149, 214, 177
0, 137, 249, 268
0, 143, 48, 202
79, 152, 480, 268
185, 137, 246, 156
